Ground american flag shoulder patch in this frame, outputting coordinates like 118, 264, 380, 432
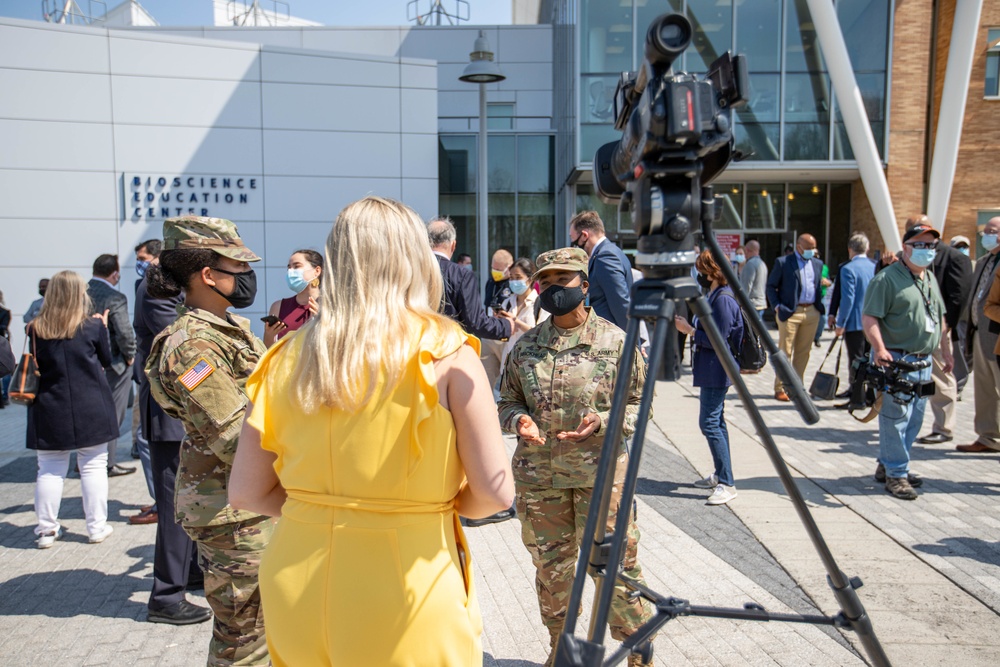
179, 358, 215, 391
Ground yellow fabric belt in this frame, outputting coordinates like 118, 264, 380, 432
286, 489, 455, 514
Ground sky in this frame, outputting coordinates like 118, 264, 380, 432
0, 0, 512, 26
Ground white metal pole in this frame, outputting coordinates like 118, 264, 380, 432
926, 0, 984, 232
806, 0, 901, 251
478, 82, 489, 290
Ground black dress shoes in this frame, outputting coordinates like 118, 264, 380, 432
835, 389, 852, 399
147, 600, 212, 625
916, 433, 953, 444
107, 464, 137, 477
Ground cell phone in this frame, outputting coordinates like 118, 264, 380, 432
491, 304, 503, 314
260, 315, 279, 326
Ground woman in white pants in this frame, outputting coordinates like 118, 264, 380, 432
26, 271, 120, 547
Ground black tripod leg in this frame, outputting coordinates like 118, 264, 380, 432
588, 300, 673, 641
555, 315, 645, 664
688, 295, 892, 667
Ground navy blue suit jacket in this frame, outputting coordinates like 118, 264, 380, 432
766, 254, 825, 322
437, 255, 510, 340
588, 239, 633, 330
133, 277, 186, 442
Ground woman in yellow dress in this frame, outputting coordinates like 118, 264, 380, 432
229, 195, 514, 666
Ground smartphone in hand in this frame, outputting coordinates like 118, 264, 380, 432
261, 315, 280, 326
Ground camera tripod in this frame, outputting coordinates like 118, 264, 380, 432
552, 189, 891, 667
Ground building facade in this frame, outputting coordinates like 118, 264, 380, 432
1, 0, 998, 352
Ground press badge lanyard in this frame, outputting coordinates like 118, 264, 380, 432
908, 267, 938, 334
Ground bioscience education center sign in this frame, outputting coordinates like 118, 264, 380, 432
126, 174, 261, 222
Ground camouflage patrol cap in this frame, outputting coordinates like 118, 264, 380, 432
532, 247, 589, 283
162, 216, 261, 262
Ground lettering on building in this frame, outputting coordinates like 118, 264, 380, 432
125, 174, 260, 221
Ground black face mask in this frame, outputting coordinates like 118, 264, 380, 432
697, 273, 713, 290
540, 284, 586, 316
210, 267, 257, 309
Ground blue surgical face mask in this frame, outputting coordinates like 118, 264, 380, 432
286, 268, 310, 294
958, 247, 970, 256
509, 279, 529, 295
135, 260, 150, 278
983, 233, 999, 252
801, 249, 815, 260
734, 254, 745, 264
909, 248, 936, 268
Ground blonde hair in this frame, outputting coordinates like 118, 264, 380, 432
292, 196, 464, 412
32, 270, 92, 340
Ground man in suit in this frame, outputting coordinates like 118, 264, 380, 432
766, 233, 824, 401
906, 215, 972, 445
569, 210, 633, 330
428, 217, 512, 343
134, 262, 211, 625
956, 216, 1000, 454
88, 254, 137, 476
832, 233, 876, 408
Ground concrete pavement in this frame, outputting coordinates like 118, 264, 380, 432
0, 326, 998, 665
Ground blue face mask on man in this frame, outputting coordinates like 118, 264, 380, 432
983, 233, 999, 252
801, 249, 815, 260
909, 247, 937, 268
135, 260, 150, 278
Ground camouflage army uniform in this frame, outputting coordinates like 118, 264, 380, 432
498, 301, 653, 661
146, 216, 271, 667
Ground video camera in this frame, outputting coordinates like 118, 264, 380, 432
851, 356, 934, 406
592, 12, 748, 279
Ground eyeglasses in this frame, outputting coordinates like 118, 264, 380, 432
907, 241, 939, 250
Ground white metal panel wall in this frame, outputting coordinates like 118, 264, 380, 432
0, 18, 438, 350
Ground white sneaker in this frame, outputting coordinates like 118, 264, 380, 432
37, 527, 62, 549
706, 484, 737, 505
88, 525, 114, 544
693, 474, 719, 489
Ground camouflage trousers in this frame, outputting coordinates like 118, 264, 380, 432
515, 478, 653, 648
186, 516, 274, 666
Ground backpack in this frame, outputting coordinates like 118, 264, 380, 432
719, 292, 767, 373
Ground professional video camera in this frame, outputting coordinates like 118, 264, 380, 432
851, 356, 934, 406
592, 13, 747, 279
555, 11, 891, 667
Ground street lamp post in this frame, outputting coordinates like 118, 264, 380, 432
459, 30, 505, 290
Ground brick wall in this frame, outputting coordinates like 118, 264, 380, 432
884, 0, 934, 237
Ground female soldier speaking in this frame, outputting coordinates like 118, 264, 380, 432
498, 247, 654, 667
145, 216, 271, 666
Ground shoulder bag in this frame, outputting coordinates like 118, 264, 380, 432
808, 335, 842, 401
9, 327, 40, 406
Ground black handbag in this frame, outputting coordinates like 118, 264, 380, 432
9, 327, 40, 406
809, 335, 842, 401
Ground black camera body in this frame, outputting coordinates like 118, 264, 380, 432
851, 357, 935, 406
592, 13, 748, 279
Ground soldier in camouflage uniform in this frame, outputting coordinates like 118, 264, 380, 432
498, 247, 654, 667
145, 216, 272, 666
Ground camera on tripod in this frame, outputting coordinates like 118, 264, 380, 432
851, 356, 935, 406
592, 13, 747, 279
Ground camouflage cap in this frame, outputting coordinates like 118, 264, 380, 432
162, 216, 261, 262
532, 247, 589, 283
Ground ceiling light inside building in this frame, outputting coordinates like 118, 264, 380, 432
761, 189, 769, 197
811, 184, 820, 194
788, 193, 795, 201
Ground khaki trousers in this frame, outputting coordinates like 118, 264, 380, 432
972, 334, 1000, 450
774, 305, 820, 393
928, 344, 957, 436
480, 338, 505, 390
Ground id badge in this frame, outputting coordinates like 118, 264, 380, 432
925, 314, 937, 333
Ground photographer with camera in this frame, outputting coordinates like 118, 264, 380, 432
861, 223, 952, 500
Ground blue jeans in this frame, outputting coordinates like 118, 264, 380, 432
878, 351, 932, 479
699, 386, 734, 486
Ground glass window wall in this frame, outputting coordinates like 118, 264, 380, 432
577, 0, 891, 165
438, 134, 556, 265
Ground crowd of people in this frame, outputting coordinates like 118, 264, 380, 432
1, 200, 999, 666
